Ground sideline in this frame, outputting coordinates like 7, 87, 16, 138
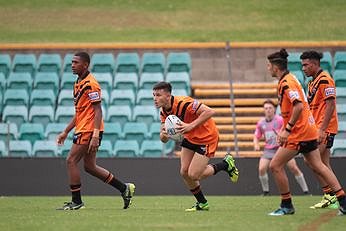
297, 210, 337, 231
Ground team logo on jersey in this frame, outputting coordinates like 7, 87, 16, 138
192, 99, 199, 112
288, 90, 300, 100
88, 92, 100, 100
324, 87, 335, 96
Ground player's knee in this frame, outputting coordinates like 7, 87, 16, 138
180, 168, 189, 178
269, 162, 279, 173
188, 172, 201, 181
84, 164, 96, 174
258, 167, 267, 176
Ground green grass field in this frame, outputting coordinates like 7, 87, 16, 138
0, 196, 344, 231
0, 0, 345, 42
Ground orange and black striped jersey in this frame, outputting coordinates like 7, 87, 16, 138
278, 72, 318, 142
73, 72, 104, 133
307, 70, 338, 134
160, 96, 219, 144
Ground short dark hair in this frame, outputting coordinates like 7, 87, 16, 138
74, 51, 90, 64
267, 48, 289, 70
263, 99, 276, 107
153, 81, 172, 93
300, 50, 323, 61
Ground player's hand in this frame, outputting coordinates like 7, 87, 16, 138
278, 129, 290, 145
56, 131, 68, 146
318, 129, 327, 143
175, 122, 193, 134
254, 143, 260, 151
160, 126, 169, 143
88, 137, 99, 154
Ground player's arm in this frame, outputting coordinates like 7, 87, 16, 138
318, 98, 335, 141
57, 115, 76, 145
160, 123, 169, 143
253, 136, 260, 151
89, 101, 102, 153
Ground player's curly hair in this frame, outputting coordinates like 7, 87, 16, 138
300, 50, 323, 61
267, 48, 289, 70
74, 51, 90, 65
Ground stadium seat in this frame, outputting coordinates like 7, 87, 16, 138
337, 104, 346, 121
3, 89, 29, 106
101, 89, 109, 107
60, 72, 76, 90
9, 140, 32, 157
291, 71, 305, 87
0, 140, 6, 157
140, 140, 163, 157
320, 51, 332, 74
139, 72, 164, 89
45, 123, 69, 141
34, 72, 60, 95
55, 106, 75, 124
19, 123, 44, 144
136, 89, 154, 105
334, 70, 346, 87
167, 52, 192, 73
59, 140, 73, 157
148, 122, 161, 140
106, 105, 132, 125
164, 140, 176, 155
123, 122, 148, 145
91, 53, 115, 73
62, 53, 74, 72
12, 54, 36, 74
288, 52, 302, 71
141, 52, 165, 73
32, 140, 58, 157
336, 87, 346, 104
132, 105, 158, 125
115, 53, 140, 74
171, 89, 189, 96
331, 139, 346, 156
334, 51, 346, 70
58, 90, 73, 106
0, 54, 11, 77
110, 89, 135, 106
0, 73, 5, 92
113, 72, 138, 92
7, 72, 33, 92
2, 105, 28, 128
29, 105, 54, 127
337, 121, 346, 139
30, 89, 56, 107
37, 53, 61, 73
97, 140, 113, 157
0, 122, 18, 141
103, 122, 123, 145
166, 72, 191, 95
113, 140, 139, 157
93, 72, 113, 94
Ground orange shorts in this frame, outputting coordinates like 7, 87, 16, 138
282, 139, 318, 154
73, 132, 103, 145
181, 138, 219, 158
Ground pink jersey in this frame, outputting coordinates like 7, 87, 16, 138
254, 114, 283, 150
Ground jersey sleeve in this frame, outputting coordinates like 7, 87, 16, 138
160, 110, 166, 123
254, 120, 263, 139
284, 81, 302, 104
319, 77, 336, 101
87, 81, 102, 104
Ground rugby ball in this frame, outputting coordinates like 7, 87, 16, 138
165, 115, 183, 142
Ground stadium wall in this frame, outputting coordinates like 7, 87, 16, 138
1, 157, 346, 196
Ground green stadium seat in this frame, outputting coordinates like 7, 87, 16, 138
0, 140, 6, 157
291, 71, 305, 87
55, 106, 75, 124
288, 52, 302, 71
12, 54, 36, 74
141, 52, 165, 73
59, 140, 73, 157
336, 87, 346, 104
32, 140, 58, 157
331, 139, 346, 156
140, 140, 163, 157
60, 72, 76, 90
97, 140, 113, 157
63, 53, 74, 72
2, 105, 28, 128
337, 121, 346, 139
9, 140, 32, 157
172, 89, 189, 96
320, 52, 332, 74
19, 123, 45, 144
148, 122, 161, 140
139, 73, 164, 89
0, 73, 5, 92
0, 54, 11, 77
34, 72, 59, 95
103, 122, 123, 145
94, 72, 113, 94
164, 140, 176, 156
166, 72, 191, 95
132, 105, 158, 125
334, 70, 346, 87
113, 140, 139, 157
110, 89, 135, 106
167, 52, 192, 73
4, 89, 29, 106
29, 105, 54, 127
335, 51, 346, 70
337, 104, 346, 121
136, 89, 154, 105
123, 122, 148, 145
7, 72, 33, 91
37, 53, 61, 73
45, 123, 69, 141
0, 123, 18, 141
101, 89, 109, 107
30, 89, 56, 107
0, 92, 2, 115
91, 53, 115, 73
58, 90, 73, 106
113, 72, 138, 92
115, 53, 140, 74
106, 105, 132, 126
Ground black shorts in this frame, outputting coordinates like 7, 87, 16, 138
325, 133, 336, 149
298, 139, 318, 154
73, 132, 103, 146
181, 138, 207, 156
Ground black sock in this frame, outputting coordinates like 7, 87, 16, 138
211, 161, 228, 175
280, 192, 293, 208
190, 185, 207, 204
105, 172, 126, 193
70, 184, 82, 204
